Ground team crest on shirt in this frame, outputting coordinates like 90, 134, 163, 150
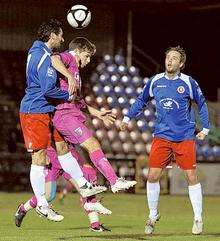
177, 86, 185, 94
74, 127, 83, 136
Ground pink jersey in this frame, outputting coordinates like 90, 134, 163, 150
53, 51, 92, 144
56, 51, 86, 112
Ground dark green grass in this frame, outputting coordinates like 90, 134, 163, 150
0, 192, 220, 241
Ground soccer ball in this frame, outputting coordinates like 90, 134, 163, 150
67, 5, 91, 29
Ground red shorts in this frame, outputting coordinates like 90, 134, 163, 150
149, 137, 196, 170
19, 113, 64, 152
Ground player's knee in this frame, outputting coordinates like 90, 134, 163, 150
82, 137, 101, 153
147, 176, 160, 183
147, 173, 160, 183
31, 149, 47, 166
55, 141, 69, 156
186, 173, 198, 185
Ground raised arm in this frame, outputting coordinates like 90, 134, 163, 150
87, 105, 116, 127
51, 54, 76, 95
38, 56, 70, 100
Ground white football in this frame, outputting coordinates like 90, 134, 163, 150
67, 4, 91, 29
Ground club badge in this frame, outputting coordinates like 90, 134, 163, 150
177, 86, 185, 94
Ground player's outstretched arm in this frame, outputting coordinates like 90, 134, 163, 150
51, 55, 77, 95
87, 105, 116, 127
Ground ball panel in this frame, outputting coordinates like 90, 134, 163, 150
71, 4, 88, 11
67, 12, 78, 28
74, 10, 86, 21
67, 4, 91, 29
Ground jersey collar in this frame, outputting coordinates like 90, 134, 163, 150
164, 72, 181, 80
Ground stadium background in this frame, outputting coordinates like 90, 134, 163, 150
0, 0, 220, 195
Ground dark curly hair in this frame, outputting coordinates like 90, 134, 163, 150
165, 46, 186, 69
37, 19, 62, 42
69, 37, 96, 55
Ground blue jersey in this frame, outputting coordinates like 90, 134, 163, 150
20, 41, 69, 113
125, 72, 210, 141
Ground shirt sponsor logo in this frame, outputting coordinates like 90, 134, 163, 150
47, 67, 55, 77
177, 86, 185, 94
74, 127, 83, 136
157, 85, 167, 88
160, 98, 180, 110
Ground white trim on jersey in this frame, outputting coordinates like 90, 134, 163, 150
37, 49, 50, 72
180, 73, 193, 99
69, 51, 76, 57
149, 72, 165, 97
26, 54, 32, 77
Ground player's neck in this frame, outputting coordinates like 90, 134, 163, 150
165, 71, 180, 80
45, 42, 52, 50
45, 38, 57, 50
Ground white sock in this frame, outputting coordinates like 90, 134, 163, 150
58, 152, 88, 188
188, 183, 202, 221
30, 164, 48, 207
147, 181, 160, 219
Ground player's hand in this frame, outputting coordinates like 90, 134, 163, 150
98, 110, 116, 127
196, 131, 207, 140
120, 122, 128, 131
67, 75, 77, 95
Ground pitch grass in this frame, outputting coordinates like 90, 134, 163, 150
0, 192, 220, 241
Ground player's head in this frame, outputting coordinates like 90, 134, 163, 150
37, 19, 64, 49
165, 46, 186, 74
69, 37, 96, 68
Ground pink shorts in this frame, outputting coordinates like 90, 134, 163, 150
52, 109, 93, 145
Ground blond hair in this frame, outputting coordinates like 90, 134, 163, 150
69, 37, 96, 55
